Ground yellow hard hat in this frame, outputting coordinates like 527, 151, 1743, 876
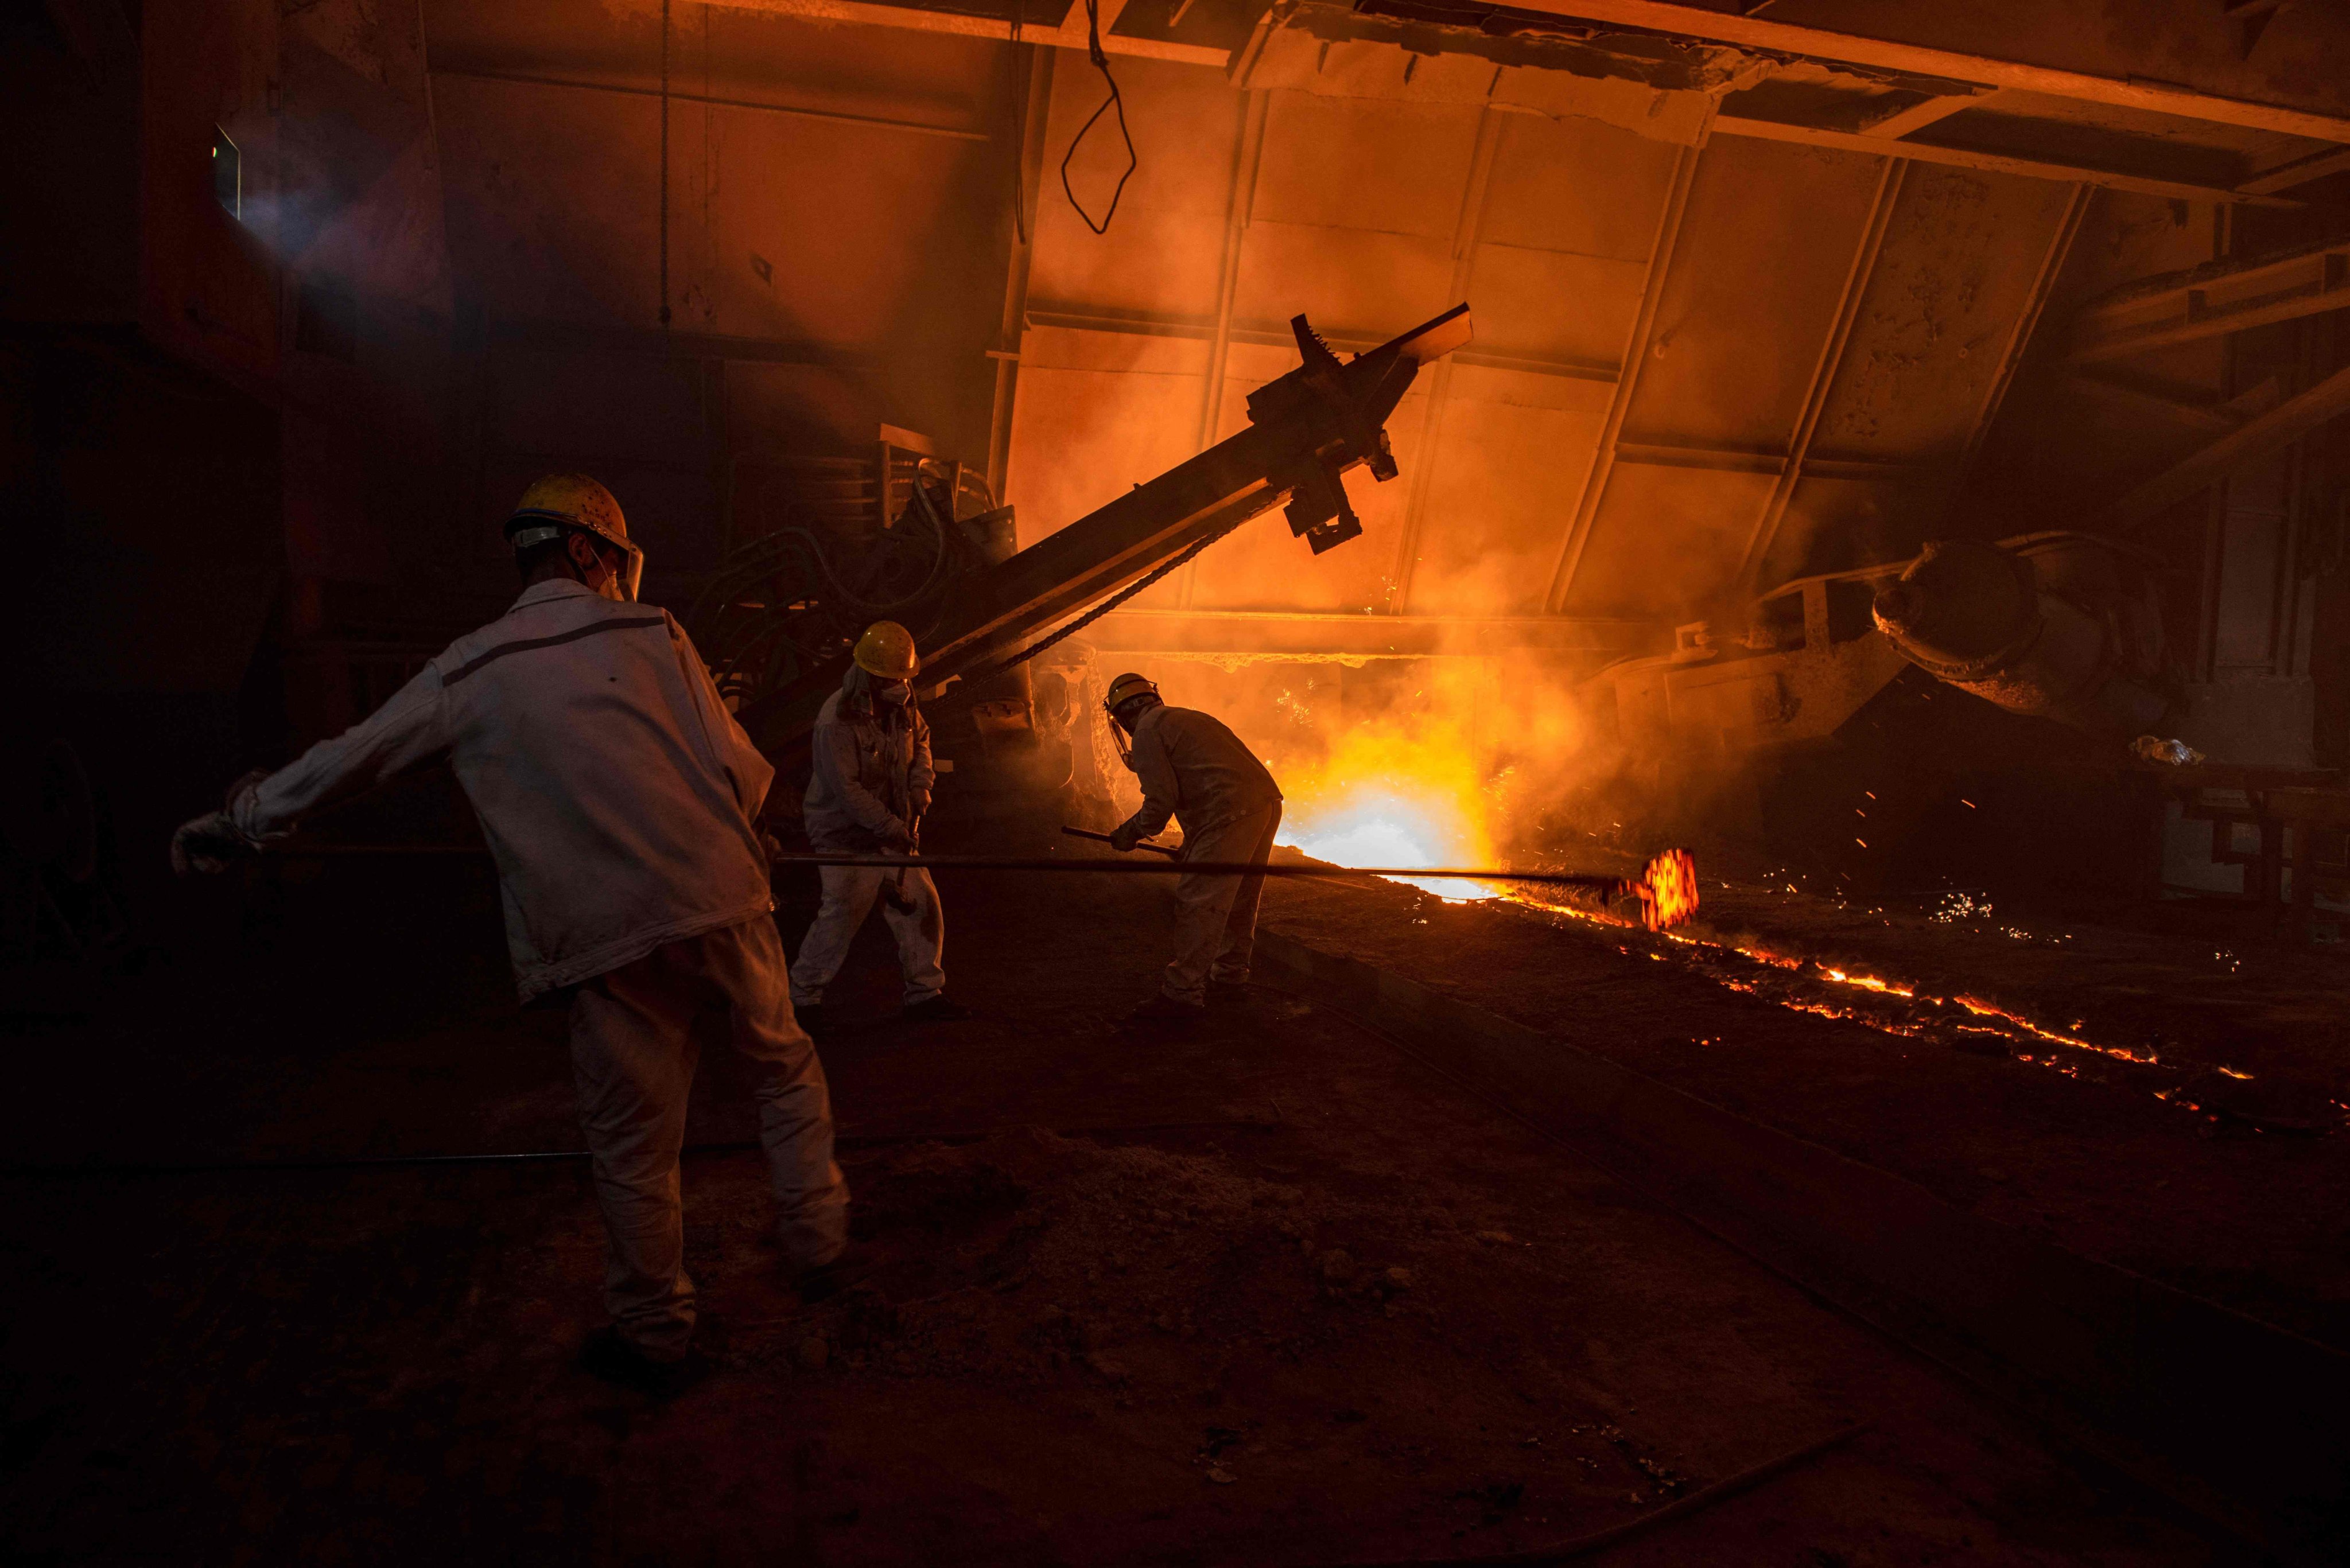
506, 474, 644, 601
853, 621, 919, 680
1104, 672, 1159, 715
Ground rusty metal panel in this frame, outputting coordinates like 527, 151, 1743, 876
1561, 463, 1776, 620
1809, 166, 2081, 464
1478, 113, 1681, 261
1028, 57, 1245, 322
1619, 136, 1889, 453
1249, 93, 1482, 239
437, 72, 988, 344
1231, 223, 1455, 344
1003, 326, 1215, 594
1404, 367, 1611, 616
1463, 246, 1650, 369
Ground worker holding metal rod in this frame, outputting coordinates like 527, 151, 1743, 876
1101, 672, 1284, 1024
787, 621, 968, 1030
167, 476, 850, 1396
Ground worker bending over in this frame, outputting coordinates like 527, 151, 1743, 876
1104, 672, 1284, 1021
788, 621, 967, 1029
170, 475, 848, 1394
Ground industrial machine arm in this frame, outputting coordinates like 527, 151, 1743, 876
738, 304, 1473, 761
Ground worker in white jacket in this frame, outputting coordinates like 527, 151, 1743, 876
787, 621, 967, 1028
170, 474, 849, 1394
1102, 672, 1284, 1022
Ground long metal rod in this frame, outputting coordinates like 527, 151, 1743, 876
772, 853, 1632, 888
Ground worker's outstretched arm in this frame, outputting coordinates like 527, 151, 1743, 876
173, 664, 453, 873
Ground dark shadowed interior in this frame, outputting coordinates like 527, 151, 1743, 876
6, 1, 2349, 1562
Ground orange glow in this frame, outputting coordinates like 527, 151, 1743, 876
1275, 721, 1496, 902
1633, 849, 1700, 931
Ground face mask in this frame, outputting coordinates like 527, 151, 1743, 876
877, 682, 912, 706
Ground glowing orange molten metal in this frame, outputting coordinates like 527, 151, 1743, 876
1632, 849, 1700, 931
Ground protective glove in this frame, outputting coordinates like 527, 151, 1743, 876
1109, 821, 1143, 853
909, 788, 932, 820
170, 768, 274, 876
171, 810, 248, 875
879, 818, 915, 851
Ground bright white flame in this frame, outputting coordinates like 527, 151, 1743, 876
1280, 786, 1494, 902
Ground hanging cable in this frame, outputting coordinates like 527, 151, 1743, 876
1058, 0, 1136, 235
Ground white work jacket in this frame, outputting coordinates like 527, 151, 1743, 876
1118, 705, 1282, 841
230, 579, 777, 1002
802, 689, 935, 853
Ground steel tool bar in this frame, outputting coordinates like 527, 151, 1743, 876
770, 853, 1633, 889
1061, 826, 1181, 858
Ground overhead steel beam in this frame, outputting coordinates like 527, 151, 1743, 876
2100, 359, 2350, 535
2239, 143, 2350, 196
1023, 308, 1618, 383
1954, 181, 2093, 478
1860, 91, 1992, 139
2064, 368, 2263, 434
429, 67, 993, 141
1388, 106, 1505, 614
1178, 88, 1271, 611
1715, 115, 2298, 208
709, 0, 1228, 67
2065, 239, 2350, 365
985, 48, 1054, 503
1478, 0, 2350, 143
1543, 133, 1706, 614
1087, 608, 1652, 659
1735, 155, 1905, 591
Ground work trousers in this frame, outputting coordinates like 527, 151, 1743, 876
569, 914, 848, 1361
788, 863, 946, 1007
1164, 801, 1283, 1005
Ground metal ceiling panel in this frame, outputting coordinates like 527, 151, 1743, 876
1463, 244, 1649, 368
1249, 92, 1483, 239
435, 73, 988, 345
1231, 222, 1456, 343
1027, 57, 1245, 322
1618, 135, 1890, 453
1808, 165, 2081, 464
1002, 328, 1214, 601
1403, 382, 1609, 616
1478, 112, 1680, 261
1559, 463, 1776, 620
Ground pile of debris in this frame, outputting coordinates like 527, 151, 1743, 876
736, 1128, 1444, 1387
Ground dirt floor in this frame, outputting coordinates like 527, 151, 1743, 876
0, 855, 2295, 1564
1259, 856, 2350, 1353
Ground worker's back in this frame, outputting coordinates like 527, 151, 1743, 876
1129, 705, 1281, 834
431, 579, 777, 994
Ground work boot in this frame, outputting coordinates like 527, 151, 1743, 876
793, 1240, 880, 1305
578, 1327, 709, 1399
902, 993, 972, 1024
1128, 992, 1207, 1026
